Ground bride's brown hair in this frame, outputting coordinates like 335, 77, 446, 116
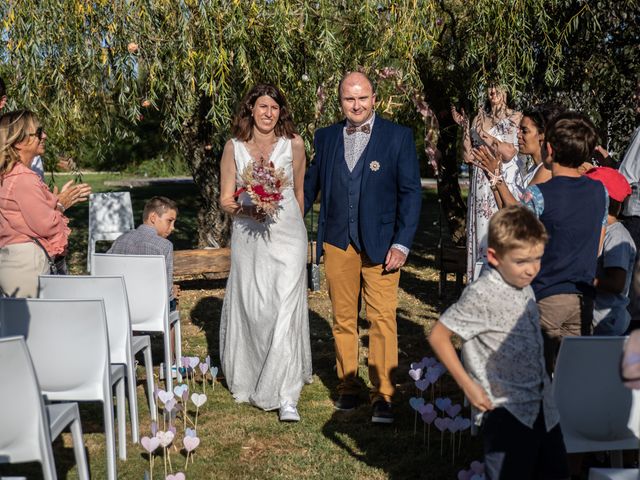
231, 84, 297, 142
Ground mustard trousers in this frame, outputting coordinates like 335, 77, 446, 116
323, 243, 400, 403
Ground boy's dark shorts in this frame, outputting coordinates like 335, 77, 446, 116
482, 404, 569, 480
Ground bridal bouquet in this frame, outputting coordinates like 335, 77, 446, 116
234, 159, 291, 218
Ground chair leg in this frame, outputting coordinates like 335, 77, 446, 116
610, 450, 623, 468
87, 237, 95, 273
174, 318, 182, 384
116, 378, 127, 460
103, 397, 117, 480
163, 332, 173, 392
143, 344, 157, 421
69, 414, 90, 480
126, 363, 139, 443
41, 447, 57, 480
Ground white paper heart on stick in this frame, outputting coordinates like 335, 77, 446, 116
183, 435, 200, 452
155, 430, 175, 447
191, 393, 207, 407
173, 384, 188, 398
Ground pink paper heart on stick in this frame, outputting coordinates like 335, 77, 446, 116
188, 357, 200, 369
199, 362, 208, 375
415, 378, 430, 391
457, 471, 472, 480
426, 366, 442, 384
422, 410, 437, 424
470, 461, 484, 474
166, 473, 186, 480
164, 398, 177, 412
409, 397, 425, 411
141, 436, 160, 453
435, 397, 452, 413
157, 390, 174, 405
446, 403, 462, 418
183, 435, 200, 452
434, 417, 451, 432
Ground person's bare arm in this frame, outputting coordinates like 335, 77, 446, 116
473, 146, 518, 208
291, 135, 306, 216
219, 140, 264, 221
451, 106, 474, 165
428, 322, 493, 412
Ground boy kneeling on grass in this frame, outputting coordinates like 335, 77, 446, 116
429, 205, 569, 480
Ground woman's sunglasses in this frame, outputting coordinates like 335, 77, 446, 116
28, 126, 45, 141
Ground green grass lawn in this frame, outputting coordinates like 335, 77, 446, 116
1, 175, 482, 479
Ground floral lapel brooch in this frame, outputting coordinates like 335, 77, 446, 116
369, 160, 380, 172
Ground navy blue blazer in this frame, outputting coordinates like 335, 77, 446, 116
304, 116, 422, 265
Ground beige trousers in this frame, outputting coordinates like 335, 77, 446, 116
0, 242, 48, 298
323, 243, 400, 403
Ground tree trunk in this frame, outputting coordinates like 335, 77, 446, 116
437, 126, 467, 246
179, 95, 231, 248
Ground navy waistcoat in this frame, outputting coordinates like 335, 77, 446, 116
324, 150, 367, 252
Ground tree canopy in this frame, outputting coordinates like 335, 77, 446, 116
2, 0, 638, 245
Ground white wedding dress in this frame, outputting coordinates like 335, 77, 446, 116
220, 137, 312, 411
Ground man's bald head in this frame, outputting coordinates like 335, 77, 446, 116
338, 72, 375, 100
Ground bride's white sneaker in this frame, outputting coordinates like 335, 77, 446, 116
279, 403, 300, 422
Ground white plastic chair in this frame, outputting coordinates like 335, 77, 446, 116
38, 274, 157, 443
0, 298, 126, 480
87, 191, 134, 272
553, 336, 640, 467
588, 468, 640, 479
91, 253, 182, 390
0, 336, 89, 480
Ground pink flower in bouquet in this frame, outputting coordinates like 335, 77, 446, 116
234, 159, 290, 218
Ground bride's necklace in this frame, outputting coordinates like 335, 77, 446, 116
249, 138, 278, 164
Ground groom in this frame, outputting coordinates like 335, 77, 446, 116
304, 71, 422, 424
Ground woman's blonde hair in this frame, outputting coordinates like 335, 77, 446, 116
0, 110, 39, 178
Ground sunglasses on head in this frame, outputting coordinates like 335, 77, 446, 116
29, 126, 44, 141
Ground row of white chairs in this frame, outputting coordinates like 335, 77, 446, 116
0, 254, 182, 479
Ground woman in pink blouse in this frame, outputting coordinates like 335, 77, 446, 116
0, 110, 79, 297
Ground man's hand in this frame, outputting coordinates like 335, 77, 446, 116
53, 180, 92, 210
463, 380, 494, 412
384, 247, 407, 272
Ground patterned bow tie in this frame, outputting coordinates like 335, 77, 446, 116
346, 124, 371, 135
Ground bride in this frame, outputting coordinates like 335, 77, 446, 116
219, 84, 312, 422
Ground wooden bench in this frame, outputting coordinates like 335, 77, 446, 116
173, 248, 231, 279
174, 242, 320, 279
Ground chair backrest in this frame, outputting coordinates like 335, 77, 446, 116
0, 298, 110, 402
553, 336, 640, 453
89, 191, 134, 236
91, 254, 168, 333
0, 336, 54, 471
38, 275, 131, 365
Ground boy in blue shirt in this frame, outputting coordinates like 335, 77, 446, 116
520, 112, 607, 372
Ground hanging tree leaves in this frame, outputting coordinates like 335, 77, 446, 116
1, 0, 636, 246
